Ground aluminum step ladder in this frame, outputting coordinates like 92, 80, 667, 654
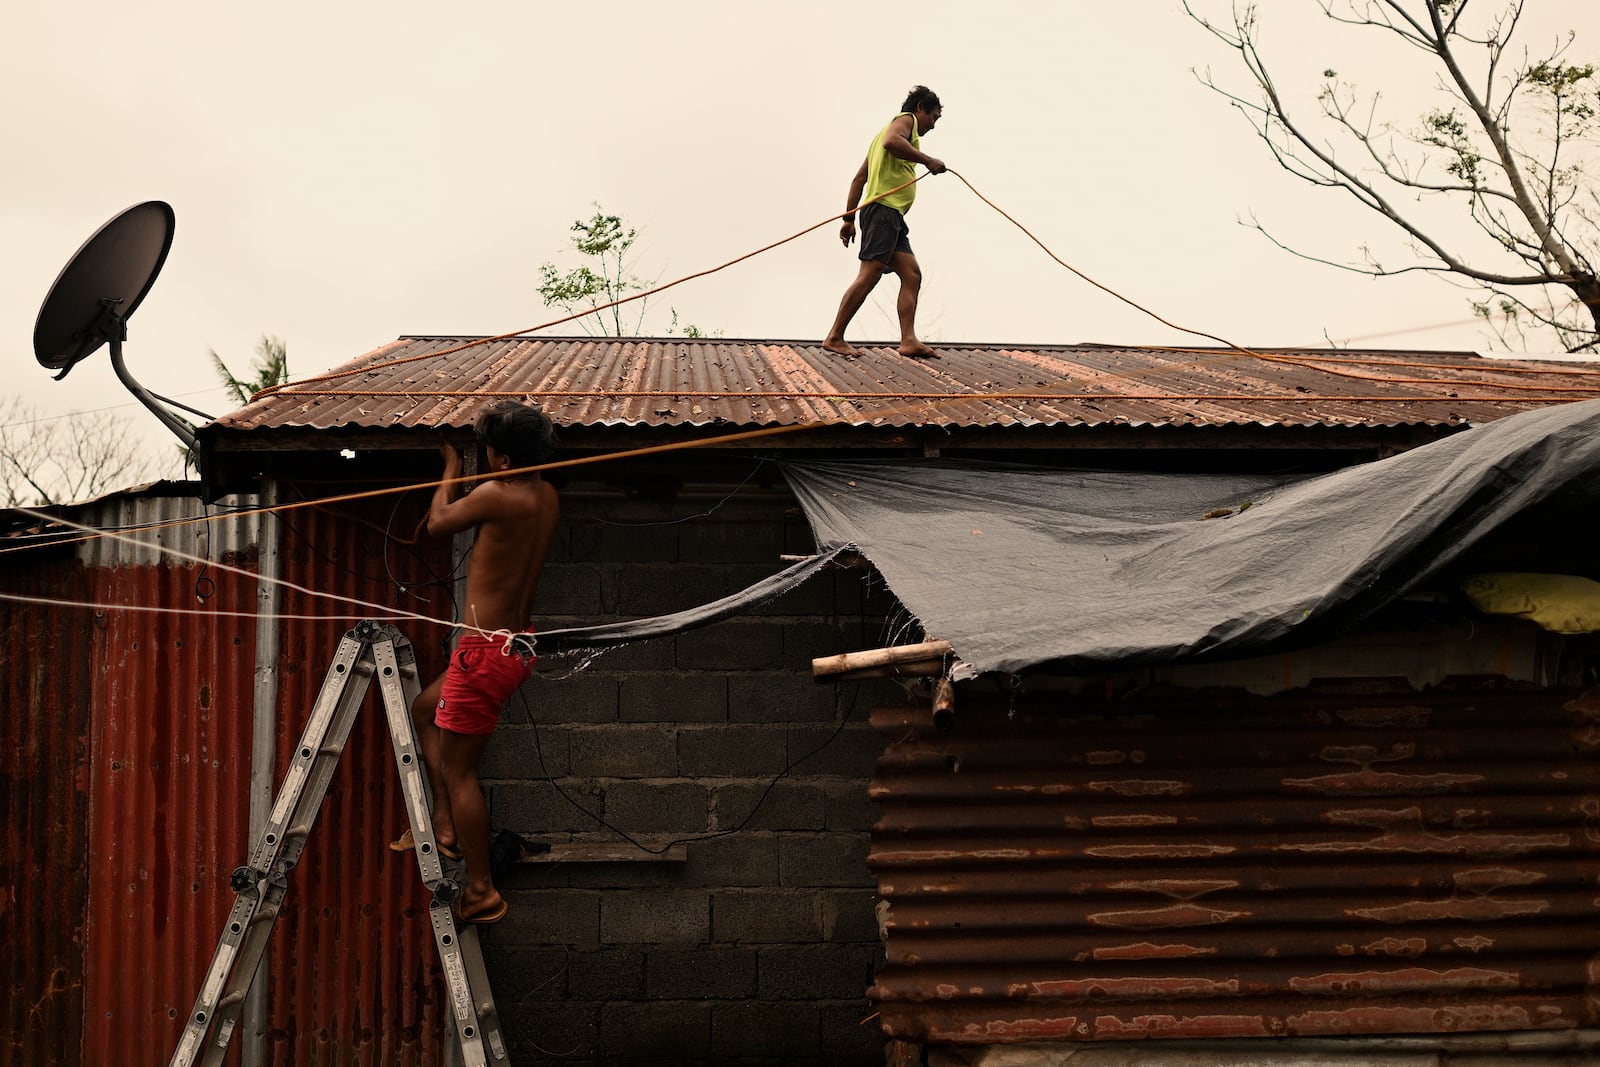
170, 621, 508, 1066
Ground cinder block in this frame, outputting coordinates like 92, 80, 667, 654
644, 947, 758, 998
778, 832, 873, 889
711, 1002, 823, 1059
822, 779, 879, 832
496, 889, 600, 949
599, 1001, 711, 1060
600, 889, 709, 945
677, 520, 788, 564
568, 724, 677, 777
502, 999, 600, 1063
477, 945, 569, 1003
821, 889, 882, 943
784, 620, 858, 663
678, 724, 790, 777
820, 1000, 889, 1063
488, 779, 605, 836
569, 521, 678, 564
712, 889, 823, 943
711, 781, 827, 832
616, 563, 728, 616
580, 634, 676, 671
481, 724, 566, 778
728, 672, 837, 723
786, 722, 885, 778
619, 673, 728, 723
566, 947, 645, 999
514, 672, 617, 724
603, 780, 709, 834
676, 621, 785, 671
758, 944, 881, 1000
682, 832, 779, 887
536, 562, 613, 615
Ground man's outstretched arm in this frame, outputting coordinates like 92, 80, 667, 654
880, 114, 945, 173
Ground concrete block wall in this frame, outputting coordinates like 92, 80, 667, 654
478, 476, 902, 1066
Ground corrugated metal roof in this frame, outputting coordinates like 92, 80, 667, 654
212, 337, 1600, 436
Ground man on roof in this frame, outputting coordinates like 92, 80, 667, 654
822, 85, 946, 360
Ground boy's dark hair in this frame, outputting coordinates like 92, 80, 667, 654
474, 401, 558, 468
901, 85, 941, 114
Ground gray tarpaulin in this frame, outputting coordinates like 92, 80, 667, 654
537, 547, 843, 655
783, 399, 1600, 676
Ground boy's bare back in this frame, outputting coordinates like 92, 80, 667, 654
425, 441, 560, 635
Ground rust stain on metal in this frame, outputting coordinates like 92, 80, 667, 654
1086, 844, 1237, 859
1104, 879, 1239, 898
1093, 942, 1220, 960
1013, 976, 1241, 999
1085, 749, 1146, 765
1285, 769, 1487, 793
1353, 937, 1428, 957
1087, 779, 1189, 797
1351, 896, 1550, 922
1090, 814, 1178, 828
1289, 966, 1520, 995
1088, 903, 1250, 928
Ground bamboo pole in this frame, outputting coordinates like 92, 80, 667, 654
812, 640, 953, 682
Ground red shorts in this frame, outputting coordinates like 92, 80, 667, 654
434, 632, 536, 736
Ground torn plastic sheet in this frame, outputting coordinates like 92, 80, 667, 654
782, 398, 1600, 677
536, 546, 846, 656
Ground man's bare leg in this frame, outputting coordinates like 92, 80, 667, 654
890, 251, 937, 358
823, 261, 887, 356
440, 728, 502, 919
410, 674, 457, 851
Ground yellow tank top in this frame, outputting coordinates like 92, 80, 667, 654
863, 112, 919, 216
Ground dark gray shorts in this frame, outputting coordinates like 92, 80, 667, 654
859, 202, 911, 265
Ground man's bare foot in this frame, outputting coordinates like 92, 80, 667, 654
822, 337, 863, 357
455, 889, 508, 925
898, 340, 939, 359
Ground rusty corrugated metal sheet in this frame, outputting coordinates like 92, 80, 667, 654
4, 485, 456, 1065
83, 561, 257, 1066
1, 557, 93, 1067
256, 490, 455, 1065
213, 337, 1600, 435
868, 684, 1600, 1046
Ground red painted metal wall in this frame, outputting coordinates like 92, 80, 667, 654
1, 558, 94, 1067
4, 485, 455, 1066
868, 682, 1600, 1046
84, 561, 256, 1065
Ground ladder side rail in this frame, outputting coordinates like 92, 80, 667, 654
372, 630, 449, 889
247, 631, 370, 874
375, 627, 508, 1063
193, 876, 290, 1067
456, 925, 510, 1064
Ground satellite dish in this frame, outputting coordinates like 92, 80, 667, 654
32, 201, 196, 448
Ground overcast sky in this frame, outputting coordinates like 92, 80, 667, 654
3, 1, 1596, 460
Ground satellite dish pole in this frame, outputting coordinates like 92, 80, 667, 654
33, 201, 198, 450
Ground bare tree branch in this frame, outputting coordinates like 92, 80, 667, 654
1184, 0, 1600, 350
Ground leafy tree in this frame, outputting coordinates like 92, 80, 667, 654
537, 204, 717, 337
0, 398, 163, 506
210, 335, 291, 404
1185, 1, 1600, 352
